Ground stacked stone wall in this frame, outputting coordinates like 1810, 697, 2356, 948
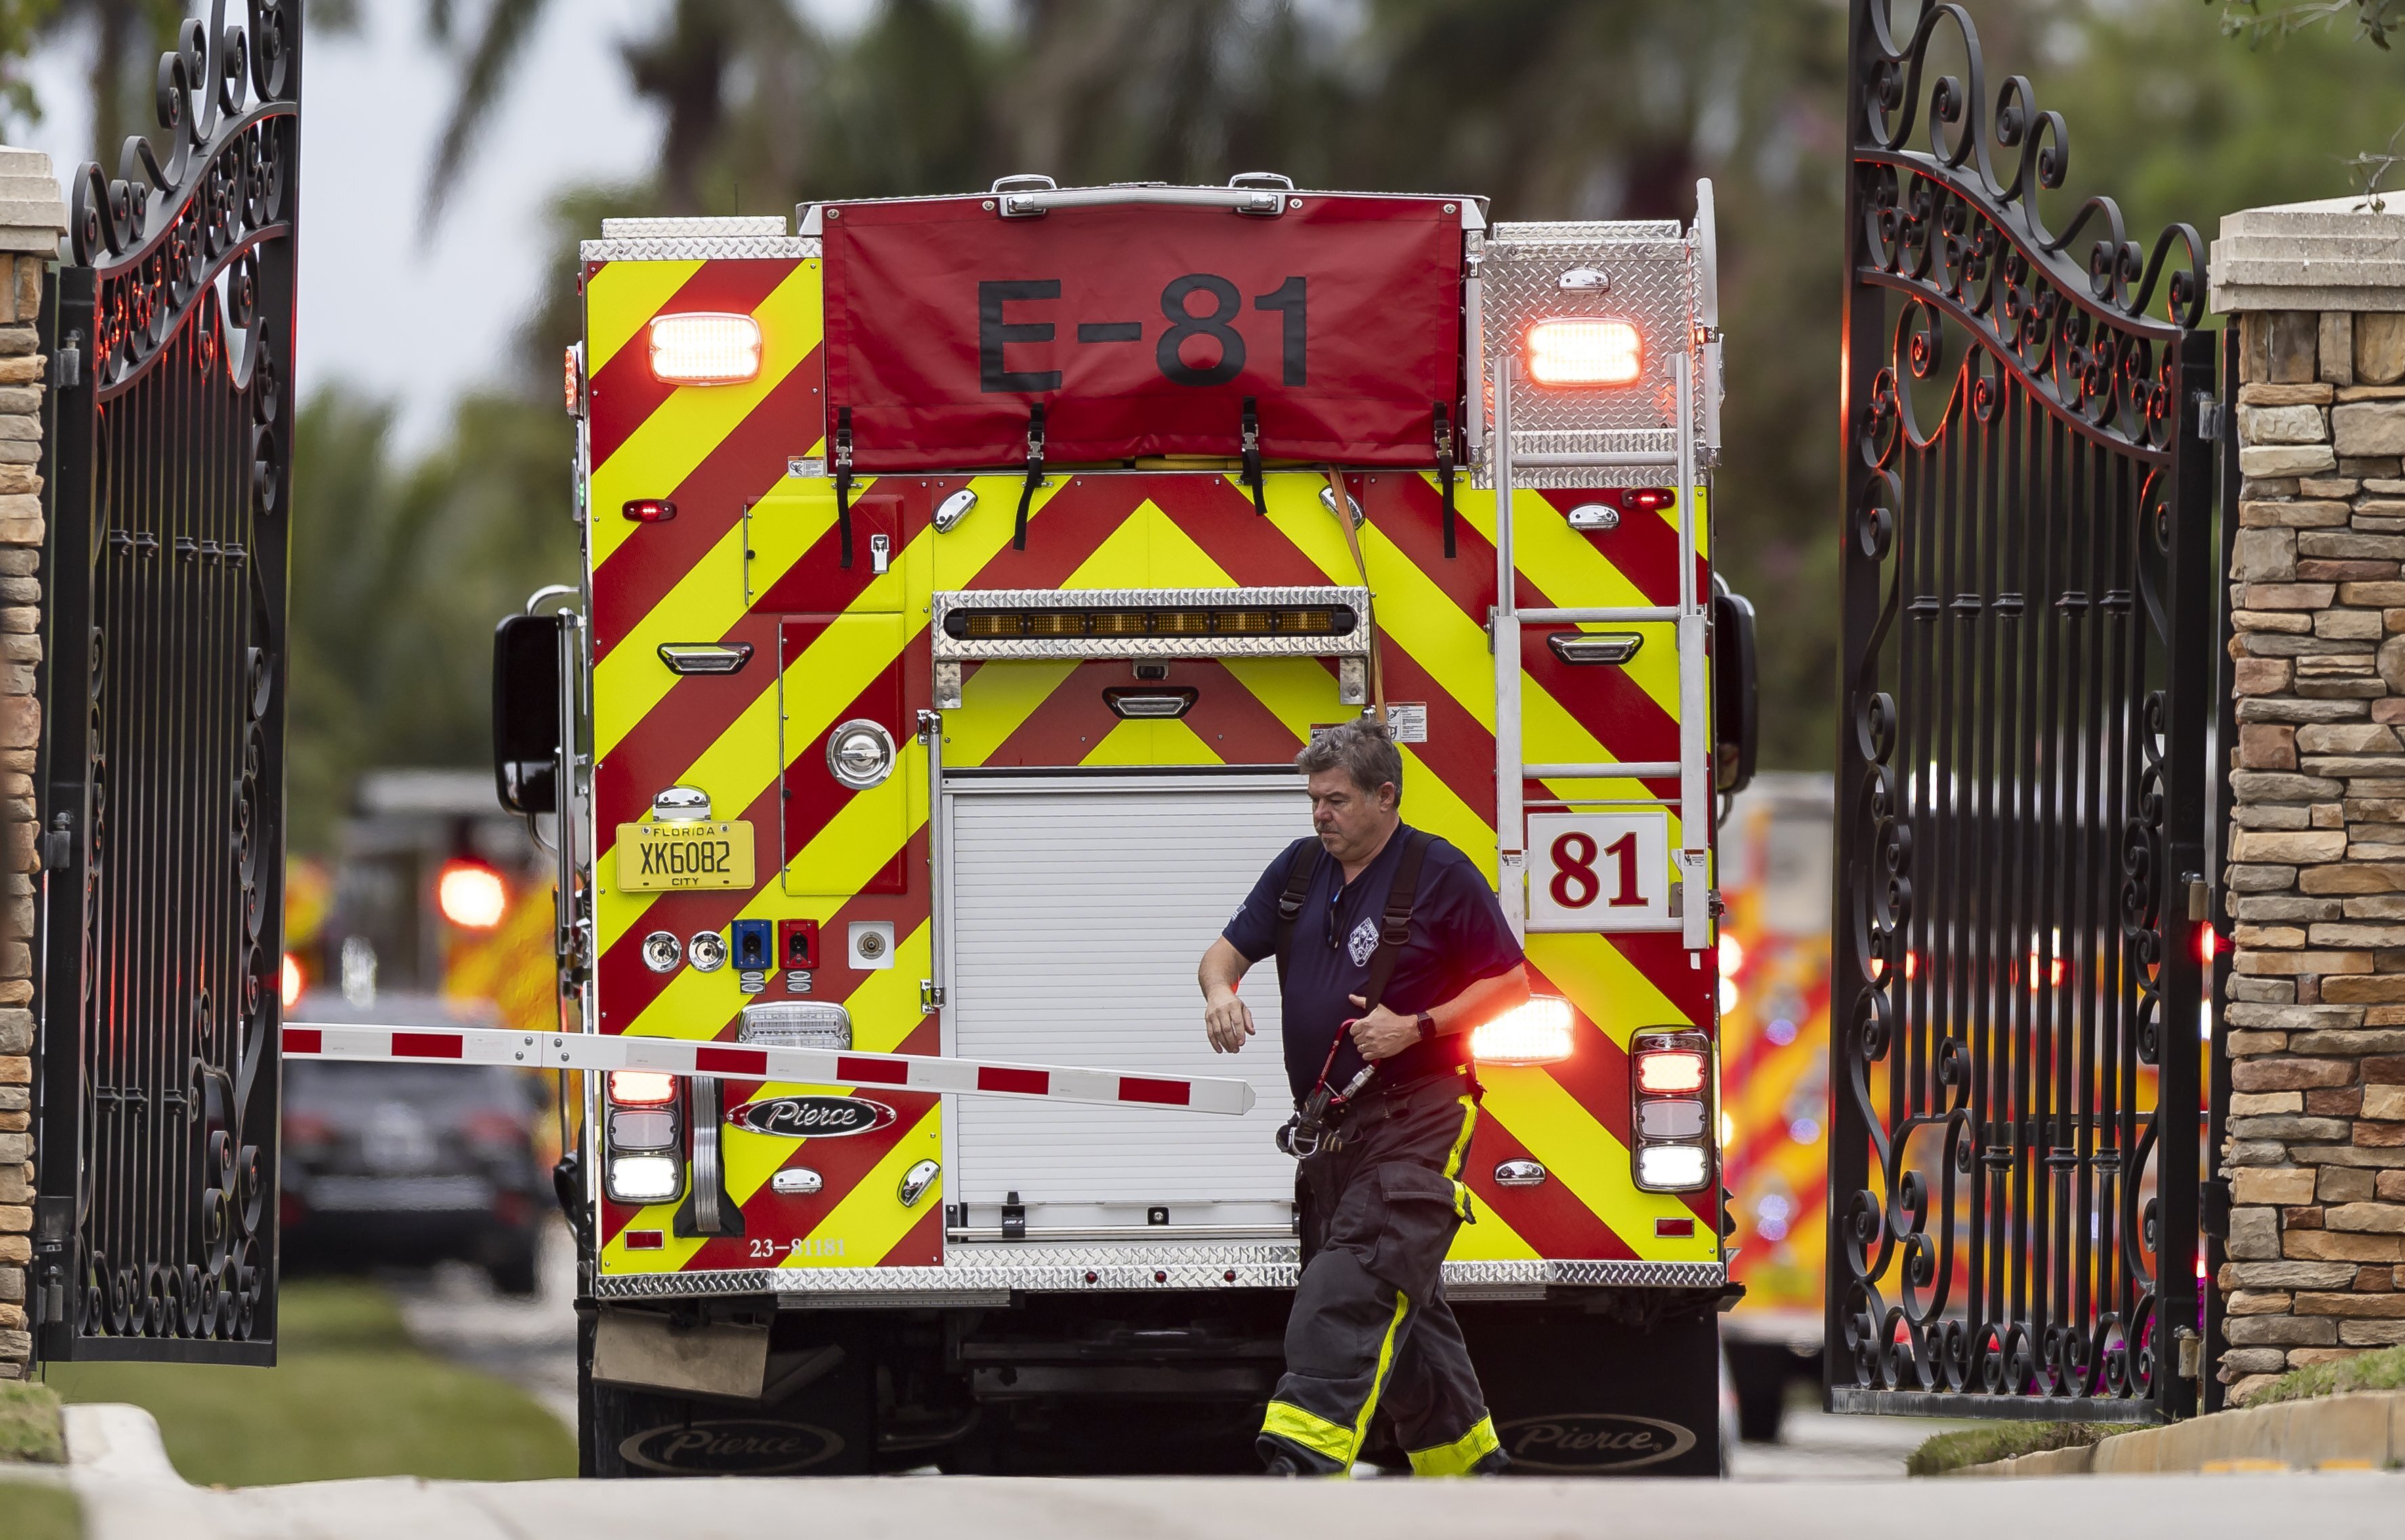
0, 146, 60, 1380
2221, 307, 2405, 1402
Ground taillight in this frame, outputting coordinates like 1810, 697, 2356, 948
563, 342, 583, 417
1630, 1028, 1714, 1194
1635, 1048, 1707, 1096
608, 1070, 677, 1106
1627, 486, 1676, 512
283, 1111, 334, 1147
1471, 995, 1574, 1065
1525, 317, 1642, 386
623, 498, 677, 523
605, 1070, 684, 1206
608, 1109, 675, 1149
461, 1110, 524, 1151
648, 312, 762, 385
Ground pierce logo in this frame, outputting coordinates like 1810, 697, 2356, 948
726, 1094, 897, 1139
1498, 1412, 1698, 1472
619, 1418, 842, 1474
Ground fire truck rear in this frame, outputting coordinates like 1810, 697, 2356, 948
494, 176, 1757, 1476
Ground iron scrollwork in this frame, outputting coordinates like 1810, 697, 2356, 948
1830, 1, 2211, 1420
37, 0, 297, 1359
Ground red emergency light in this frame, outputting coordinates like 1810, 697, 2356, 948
437, 858, 508, 930
648, 312, 762, 386
623, 499, 677, 523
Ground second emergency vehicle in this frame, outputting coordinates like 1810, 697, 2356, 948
481, 174, 1759, 1475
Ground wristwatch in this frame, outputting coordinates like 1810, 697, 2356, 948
1413, 1012, 1436, 1043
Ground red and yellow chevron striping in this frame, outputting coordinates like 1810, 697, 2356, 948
583, 249, 1718, 1282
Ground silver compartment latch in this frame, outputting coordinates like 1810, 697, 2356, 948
869, 532, 892, 575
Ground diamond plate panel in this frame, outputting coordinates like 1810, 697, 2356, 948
589, 1252, 1727, 1300
579, 236, 822, 263
1477, 220, 1703, 489
600, 215, 790, 238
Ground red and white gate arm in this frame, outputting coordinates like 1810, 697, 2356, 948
281, 1022, 1256, 1117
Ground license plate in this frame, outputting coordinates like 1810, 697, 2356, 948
616, 821, 755, 892
305, 1175, 494, 1213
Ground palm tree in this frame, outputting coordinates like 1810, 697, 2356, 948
421, 0, 822, 224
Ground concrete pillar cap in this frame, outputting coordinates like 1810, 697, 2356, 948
2214, 194, 2405, 314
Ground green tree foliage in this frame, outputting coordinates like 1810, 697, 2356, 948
285, 377, 578, 852
279, 0, 2405, 847
2213, 0, 2405, 48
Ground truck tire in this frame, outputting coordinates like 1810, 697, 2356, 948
1723, 1337, 1794, 1444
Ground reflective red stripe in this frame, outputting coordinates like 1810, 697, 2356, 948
978, 1066, 1049, 1096
392, 1032, 463, 1060
1117, 1077, 1191, 1106
837, 1056, 911, 1085
283, 1027, 321, 1055
694, 1046, 768, 1077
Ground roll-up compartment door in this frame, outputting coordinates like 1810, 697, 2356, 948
944, 778, 1306, 1213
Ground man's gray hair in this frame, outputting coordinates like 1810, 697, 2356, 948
1297, 718, 1403, 801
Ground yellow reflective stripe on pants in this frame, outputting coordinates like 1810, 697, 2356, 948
1441, 1095, 1477, 1180
1261, 1400, 1356, 1466
1260, 1288, 1413, 1471
1350, 1289, 1412, 1457
1407, 1413, 1501, 1477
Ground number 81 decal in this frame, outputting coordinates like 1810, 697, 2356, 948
1526, 811, 1673, 932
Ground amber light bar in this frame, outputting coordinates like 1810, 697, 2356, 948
945, 604, 1356, 642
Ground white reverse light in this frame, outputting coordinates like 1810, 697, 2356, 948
1472, 995, 1574, 1065
606, 1154, 682, 1204
1635, 1144, 1710, 1191
648, 312, 763, 386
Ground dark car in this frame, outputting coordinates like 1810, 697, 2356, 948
280, 992, 549, 1294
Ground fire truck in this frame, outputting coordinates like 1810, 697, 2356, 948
471, 175, 1759, 1476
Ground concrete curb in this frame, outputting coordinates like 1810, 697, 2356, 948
61, 1404, 184, 1483
1951, 1391, 2405, 1476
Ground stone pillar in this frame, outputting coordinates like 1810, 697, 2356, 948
0, 148, 64, 1381
2212, 197, 2405, 1404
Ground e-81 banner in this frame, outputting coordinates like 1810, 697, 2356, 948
821, 192, 1466, 470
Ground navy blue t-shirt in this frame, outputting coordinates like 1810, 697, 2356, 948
1222, 827, 1524, 1104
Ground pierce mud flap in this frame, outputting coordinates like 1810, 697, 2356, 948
1454, 1299, 1723, 1476
579, 1308, 877, 1478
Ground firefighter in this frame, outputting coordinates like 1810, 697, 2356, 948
1198, 720, 1530, 1476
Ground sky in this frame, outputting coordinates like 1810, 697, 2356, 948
17, 0, 664, 454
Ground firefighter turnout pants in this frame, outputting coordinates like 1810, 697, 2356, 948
1259, 1069, 1502, 1476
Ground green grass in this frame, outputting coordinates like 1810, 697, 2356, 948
0, 1381, 66, 1465
0, 1481, 81, 1540
2245, 1342, 2405, 1408
1906, 1420, 2148, 1476
39, 1278, 572, 1487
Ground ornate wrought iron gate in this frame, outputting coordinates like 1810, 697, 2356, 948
30, 0, 299, 1363
1828, 1, 2217, 1421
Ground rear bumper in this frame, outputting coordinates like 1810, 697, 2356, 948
592, 1251, 1727, 1303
